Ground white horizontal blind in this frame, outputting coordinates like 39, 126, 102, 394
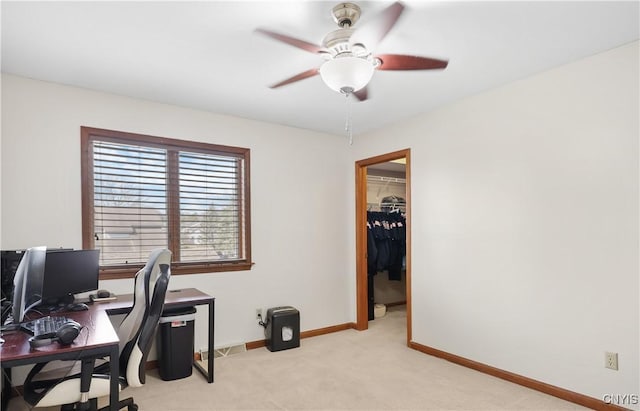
91, 137, 247, 268
179, 151, 244, 262
93, 141, 168, 266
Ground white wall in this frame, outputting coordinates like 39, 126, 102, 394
351, 41, 639, 406
0, 74, 354, 356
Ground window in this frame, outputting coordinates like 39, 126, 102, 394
81, 127, 251, 279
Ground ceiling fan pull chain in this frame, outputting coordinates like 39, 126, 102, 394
345, 93, 353, 145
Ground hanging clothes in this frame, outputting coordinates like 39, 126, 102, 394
366, 220, 378, 321
366, 210, 406, 281
366, 221, 378, 277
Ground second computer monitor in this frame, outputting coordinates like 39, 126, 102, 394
12, 246, 47, 323
41, 249, 100, 305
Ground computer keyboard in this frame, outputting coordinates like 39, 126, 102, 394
21, 316, 73, 336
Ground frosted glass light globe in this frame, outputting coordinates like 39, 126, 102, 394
319, 56, 374, 94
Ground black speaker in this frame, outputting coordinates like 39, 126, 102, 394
28, 321, 81, 348
1, 250, 25, 301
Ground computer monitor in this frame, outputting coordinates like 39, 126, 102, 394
41, 249, 100, 306
11, 246, 47, 323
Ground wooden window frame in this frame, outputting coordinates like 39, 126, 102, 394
81, 127, 252, 280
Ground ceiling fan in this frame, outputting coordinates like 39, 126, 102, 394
256, 1, 448, 101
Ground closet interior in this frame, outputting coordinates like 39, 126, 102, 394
366, 160, 407, 321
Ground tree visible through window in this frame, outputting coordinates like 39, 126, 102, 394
81, 127, 251, 279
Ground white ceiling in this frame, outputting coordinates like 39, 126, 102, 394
2, 1, 638, 137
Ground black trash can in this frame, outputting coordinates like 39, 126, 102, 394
265, 306, 300, 352
158, 306, 196, 381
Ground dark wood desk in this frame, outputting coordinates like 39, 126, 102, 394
0, 288, 215, 410
1, 287, 214, 410
96, 287, 215, 383
0, 309, 120, 411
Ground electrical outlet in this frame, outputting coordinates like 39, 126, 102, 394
605, 352, 618, 370
255, 308, 262, 320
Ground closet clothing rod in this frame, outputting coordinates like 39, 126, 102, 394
367, 175, 406, 184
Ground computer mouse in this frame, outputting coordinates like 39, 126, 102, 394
70, 303, 89, 311
97, 290, 111, 298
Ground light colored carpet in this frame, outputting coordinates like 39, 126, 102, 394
7, 306, 588, 410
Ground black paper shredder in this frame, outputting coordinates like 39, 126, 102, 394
265, 306, 300, 352
158, 306, 196, 381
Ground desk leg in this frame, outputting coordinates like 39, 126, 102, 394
193, 300, 214, 383
1, 368, 11, 410
109, 345, 119, 411
208, 300, 214, 383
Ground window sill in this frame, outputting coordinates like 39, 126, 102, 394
100, 261, 254, 280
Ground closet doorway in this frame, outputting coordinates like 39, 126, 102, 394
355, 149, 411, 345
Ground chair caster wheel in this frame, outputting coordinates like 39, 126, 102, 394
128, 404, 138, 411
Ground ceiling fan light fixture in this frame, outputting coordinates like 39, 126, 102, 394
319, 56, 374, 94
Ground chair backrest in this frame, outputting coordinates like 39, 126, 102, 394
117, 249, 171, 386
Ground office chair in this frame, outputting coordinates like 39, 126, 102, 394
23, 248, 172, 411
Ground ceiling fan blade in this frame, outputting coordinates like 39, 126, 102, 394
255, 28, 327, 54
269, 68, 320, 89
353, 87, 369, 101
349, 2, 405, 51
376, 54, 449, 71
